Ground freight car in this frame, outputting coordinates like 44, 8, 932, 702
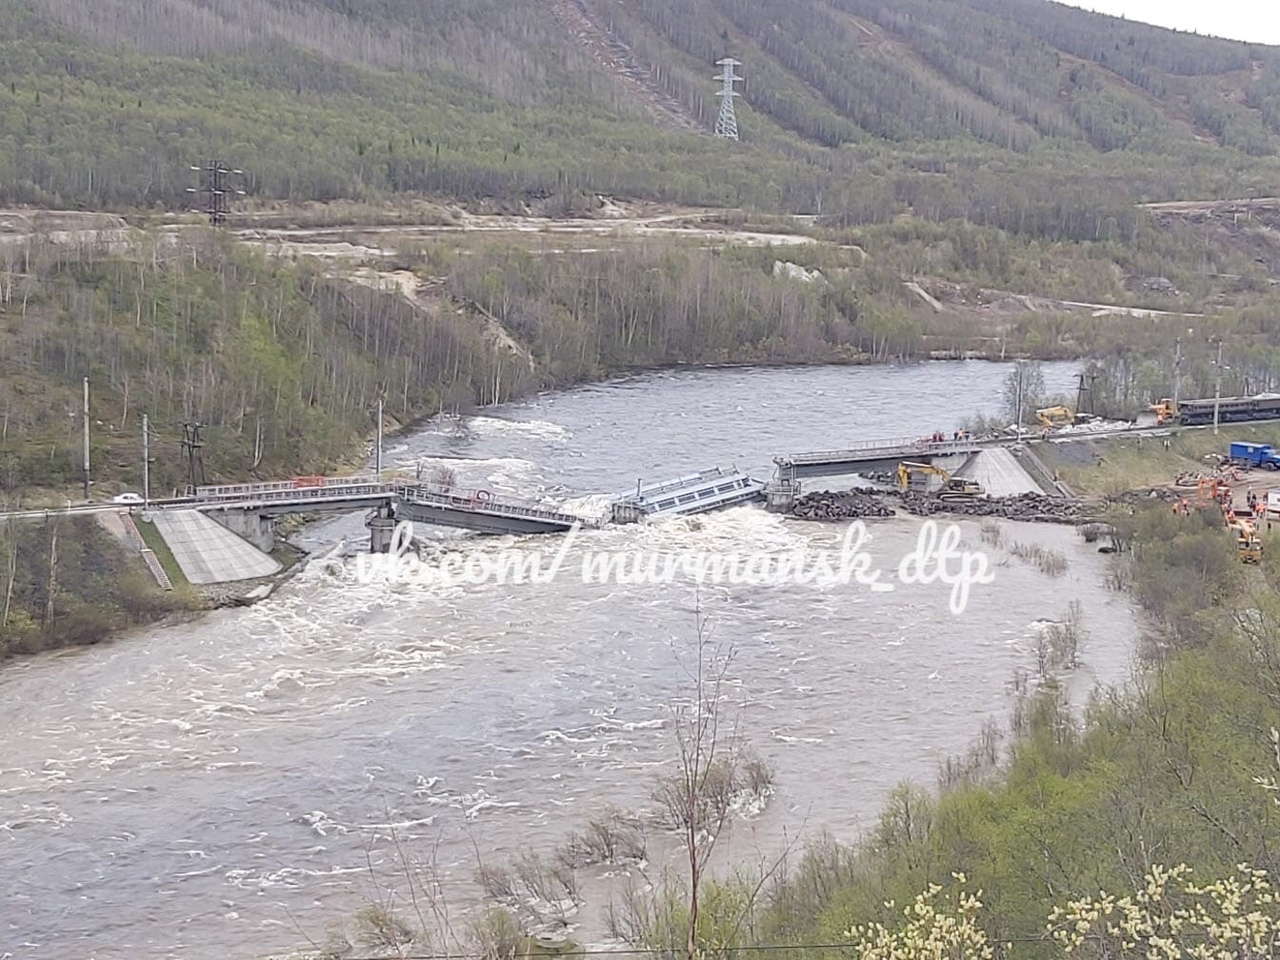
1176, 393, 1280, 426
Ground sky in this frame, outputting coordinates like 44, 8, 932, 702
1052, 0, 1280, 46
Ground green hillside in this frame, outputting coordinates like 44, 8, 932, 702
5, 0, 1280, 228
6, 0, 1280, 508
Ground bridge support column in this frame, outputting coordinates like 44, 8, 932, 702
367, 503, 397, 553
610, 501, 647, 525
206, 508, 277, 553
765, 479, 800, 513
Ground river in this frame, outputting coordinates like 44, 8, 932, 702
0, 361, 1141, 960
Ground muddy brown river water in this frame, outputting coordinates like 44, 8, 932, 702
0, 361, 1140, 959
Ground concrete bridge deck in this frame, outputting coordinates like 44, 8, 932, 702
192, 475, 591, 533
774, 436, 988, 480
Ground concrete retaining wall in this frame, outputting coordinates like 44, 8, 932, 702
204, 508, 277, 553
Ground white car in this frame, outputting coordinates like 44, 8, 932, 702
112, 492, 144, 504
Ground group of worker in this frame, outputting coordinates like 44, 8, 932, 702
1173, 482, 1271, 527
1246, 488, 1267, 519
923, 429, 973, 443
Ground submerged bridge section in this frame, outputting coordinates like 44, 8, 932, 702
773, 436, 988, 482
393, 483, 592, 535
610, 467, 766, 524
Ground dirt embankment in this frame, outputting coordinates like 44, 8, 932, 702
905, 276, 1203, 320
0, 210, 133, 252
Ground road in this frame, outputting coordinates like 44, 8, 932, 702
0, 498, 195, 521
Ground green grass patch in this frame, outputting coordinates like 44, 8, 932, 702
134, 514, 189, 587
1042, 423, 1280, 497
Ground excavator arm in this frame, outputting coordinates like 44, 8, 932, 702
897, 461, 984, 498
897, 461, 949, 488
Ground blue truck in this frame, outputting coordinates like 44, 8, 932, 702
1229, 441, 1280, 469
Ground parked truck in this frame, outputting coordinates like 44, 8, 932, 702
1228, 441, 1280, 469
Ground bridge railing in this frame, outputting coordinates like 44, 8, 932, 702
195, 475, 387, 502
776, 437, 982, 465
620, 467, 736, 501
391, 483, 586, 525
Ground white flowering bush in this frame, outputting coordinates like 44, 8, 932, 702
844, 873, 994, 960
1048, 863, 1280, 959
842, 864, 1279, 960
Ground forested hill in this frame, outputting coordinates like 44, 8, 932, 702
4, 0, 1280, 221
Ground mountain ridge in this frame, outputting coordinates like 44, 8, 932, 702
4, 0, 1280, 228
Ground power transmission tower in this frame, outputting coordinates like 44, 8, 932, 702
713, 58, 742, 140
187, 160, 244, 226
179, 421, 207, 494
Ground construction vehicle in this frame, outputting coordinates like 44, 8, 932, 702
1150, 398, 1176, 425
897, 461, 984, 500
1224, 509, 1264, 563
1034, 405, 1103, 431
1229, 442, 1280, 470
1035, 406, 1077, 430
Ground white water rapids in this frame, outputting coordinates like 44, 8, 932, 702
0, 362, 1140, 959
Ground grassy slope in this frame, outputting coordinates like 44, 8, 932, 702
134, 515, 188, 587
1040, 422, 1280, 495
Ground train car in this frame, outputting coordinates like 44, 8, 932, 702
1178, 394, 1280, 426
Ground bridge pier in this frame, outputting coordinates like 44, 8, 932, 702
206, 507, 277, 553
765, 479, 799, 513
367, 503, 397, 553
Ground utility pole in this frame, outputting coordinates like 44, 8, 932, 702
1173, 337, 1182, 411
180, 421, 207, 494
375, 398, 383, 480
1014, 373, 1024, 442
82, 377, 90, 501
142, 414, 151, 507
1212, 338, 1224, 436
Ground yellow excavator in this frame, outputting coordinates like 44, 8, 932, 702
897, 461, 984, 500
1224, 508, 1264, 564
1149, 398, 1177, 425
1035, 405, 1078, 430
